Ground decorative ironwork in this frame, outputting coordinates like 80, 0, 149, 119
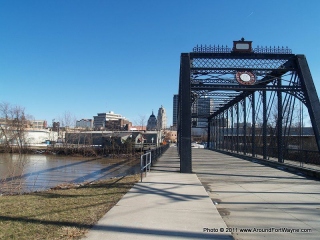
192, 44, 231, 53
192, 44, 292, 54
202, 92, 240, 97
235, 71, 256, 85
191, 58, 289, 69
191, 78, 235, 84
254, 46, 292, 54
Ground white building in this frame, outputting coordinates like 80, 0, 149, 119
25, 129, 58, 145
157, 105, 167, 130
93, 111, 127, 129
30, 120, 47, 129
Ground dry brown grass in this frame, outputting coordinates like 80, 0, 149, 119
0, 174, 140, 239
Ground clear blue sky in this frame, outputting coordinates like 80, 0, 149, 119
1, 0, 320, 127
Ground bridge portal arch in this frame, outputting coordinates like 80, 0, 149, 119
178, 39, 320, 173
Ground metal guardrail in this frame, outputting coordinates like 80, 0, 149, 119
140, 151, 151, 182
214, 144, 320, 166
140, 144, 169, 182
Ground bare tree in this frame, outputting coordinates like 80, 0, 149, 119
59, 111, 76, 129
58, 111, 76, 147
0, 102, 11, 151
133, 114, 147, 153
135, 114, 146, 131
11, 105, 28, 152
0, 102, 29, 153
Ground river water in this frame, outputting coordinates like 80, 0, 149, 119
0, 153, 140, 194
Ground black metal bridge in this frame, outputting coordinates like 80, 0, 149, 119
178, 39, 320, 173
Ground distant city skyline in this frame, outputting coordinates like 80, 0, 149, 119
1, 1, 320, 127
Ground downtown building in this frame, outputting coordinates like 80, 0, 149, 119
146, 111, 157, 131
93, 111, 131, 131
172, 94, 214, 129
157, 105, 167, 130
172, 94, 178, 129
191, 97, 214, 128
76, 119, 93, 129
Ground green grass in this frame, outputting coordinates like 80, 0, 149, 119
0, 174, 140, 239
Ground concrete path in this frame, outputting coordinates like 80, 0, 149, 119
84, 147, 320, 240
192, 149, 320, 240
84, 147, 232, 239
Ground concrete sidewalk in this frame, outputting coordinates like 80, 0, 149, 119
84, 147, 232, 239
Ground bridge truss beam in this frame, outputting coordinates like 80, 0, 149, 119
178, 41, 320, 172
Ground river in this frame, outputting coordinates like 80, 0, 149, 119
0, 153, 140, 194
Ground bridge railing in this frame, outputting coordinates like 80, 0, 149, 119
284, 149, 320, 165
140, 144, 169, 182
250, 147, 320, 165
214, 144, 320, 166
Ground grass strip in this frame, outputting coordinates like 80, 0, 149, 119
0, 174, 140, 239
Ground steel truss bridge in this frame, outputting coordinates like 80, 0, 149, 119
178, 39, 320, 173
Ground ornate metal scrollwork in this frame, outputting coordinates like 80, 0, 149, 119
192, 44, 292, 54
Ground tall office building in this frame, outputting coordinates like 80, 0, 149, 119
172, 95, 214, 128
93, 111, 126, 129
173, 94, 178, 128
192, 97, 214, 128
157, 105, 167, 130
76, 119, 93, 129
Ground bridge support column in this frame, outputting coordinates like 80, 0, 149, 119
277, 78, 284, 163
263, 90, 267, 159
243, 98, 247, 155
251, 93, 256, 157
236, 103, 239, 153
179, 53, 192, 173
207, 119, 210, 149
296, 55, 320, 152
231, 107, 234, 152
226, 110, 229, 150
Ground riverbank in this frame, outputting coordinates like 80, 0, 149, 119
0, 152, 142, 195
0, 145, 142, 157
0, 174, 140, 239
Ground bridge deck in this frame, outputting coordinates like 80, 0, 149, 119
193, 148, 320, 240
84, 147, 320, 240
